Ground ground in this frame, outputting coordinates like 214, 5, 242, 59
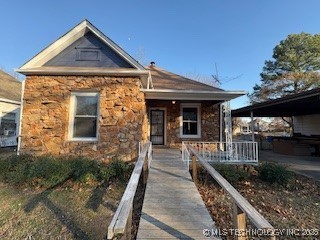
260, 150, 320, 181
197, 171, 320, 240
0, 179, 126, 239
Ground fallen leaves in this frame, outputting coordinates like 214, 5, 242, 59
197, 172, 320, 238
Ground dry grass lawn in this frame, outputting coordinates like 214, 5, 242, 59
0, 181, 126, 239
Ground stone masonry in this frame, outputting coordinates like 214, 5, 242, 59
147, 100, 220, 147
20, 75, 148, 161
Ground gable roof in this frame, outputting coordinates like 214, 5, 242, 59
16, 19, 147, 75
146, 64, 223, 91
0, 70, 21, 103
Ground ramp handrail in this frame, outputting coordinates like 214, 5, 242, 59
107, 141, 152, 239
188, 145, 275, 240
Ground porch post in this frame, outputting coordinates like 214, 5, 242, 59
219, 104, 223, 142
250, 111, 255, 142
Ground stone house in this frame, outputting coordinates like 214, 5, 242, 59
17, 20, 244, 161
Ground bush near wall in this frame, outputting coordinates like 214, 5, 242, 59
0, 154, 130, 188
258, 162, 292, 186
209, 164, 250, 185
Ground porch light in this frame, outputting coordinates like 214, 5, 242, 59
172, 100, 176, 104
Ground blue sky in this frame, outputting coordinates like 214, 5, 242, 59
1, 0, 320, 109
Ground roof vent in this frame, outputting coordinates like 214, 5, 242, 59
150, 61, 155, 66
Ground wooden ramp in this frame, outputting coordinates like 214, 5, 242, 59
136, 148, 219, 240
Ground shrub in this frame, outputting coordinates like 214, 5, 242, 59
258, 162, 292, 186
0, 154, 35, 184
0, 154, 130, 188
101, 157, 129, 182
68, 156, 100, 183
212, 164, 249, 185
28, 155, 73, 187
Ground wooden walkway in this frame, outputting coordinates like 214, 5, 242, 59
136, 148, 219, 240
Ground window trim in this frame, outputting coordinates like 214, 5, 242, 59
68, 92, 99, 141
180, 103, 201, 138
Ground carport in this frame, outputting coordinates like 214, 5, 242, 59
232, 88, 320, 156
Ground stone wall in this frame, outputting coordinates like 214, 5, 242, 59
147, 100, 220, 147
20, 75, 148, 161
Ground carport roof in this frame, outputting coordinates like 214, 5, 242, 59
232, 88, 320, 117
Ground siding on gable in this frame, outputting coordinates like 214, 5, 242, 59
44, 32, 134, 68
293, 114, 320, 136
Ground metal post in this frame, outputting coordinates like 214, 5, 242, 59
250, 111, 255, 142
220, 104, 223, 143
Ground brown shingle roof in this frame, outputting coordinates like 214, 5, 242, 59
0, 70, 22, 102
146, 65, 223, 91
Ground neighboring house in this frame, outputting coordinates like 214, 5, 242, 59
16, 19, 245, 160
233, 118, 250, 135
233, 118, 268, 135
248, 118, 270, 132
0, 70, 21, 147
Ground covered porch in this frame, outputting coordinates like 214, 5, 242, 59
141, 64, 259, 164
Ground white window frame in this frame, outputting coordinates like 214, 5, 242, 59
68, 92, 99, 141
180, 103, 201, 138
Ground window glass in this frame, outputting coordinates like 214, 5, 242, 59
73, 117, 97, 138
181, 106, 200, 137
71, 93, 98, 139
1, 112, 16, 135
75, 96, 97, 116
183, 108, 197, 121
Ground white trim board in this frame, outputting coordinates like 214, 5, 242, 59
142, 89, 246, 101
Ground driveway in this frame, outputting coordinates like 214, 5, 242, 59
259, 150, 320, 182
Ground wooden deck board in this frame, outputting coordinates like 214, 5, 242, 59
136, 148, 220, 240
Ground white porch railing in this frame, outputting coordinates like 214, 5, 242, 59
182, 141, 258, 165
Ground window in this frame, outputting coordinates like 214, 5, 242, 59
0, 112, 16, 136
69, 92, 99, 141
180, 104, 201, 138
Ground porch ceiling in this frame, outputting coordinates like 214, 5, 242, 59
142, 89, 246, 101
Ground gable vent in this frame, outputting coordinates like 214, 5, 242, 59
76, 47, 101, 61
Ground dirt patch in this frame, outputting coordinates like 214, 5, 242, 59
197, 171, 320, 240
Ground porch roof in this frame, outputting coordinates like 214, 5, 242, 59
142, 89, 246, 101
146, 64, 222, 91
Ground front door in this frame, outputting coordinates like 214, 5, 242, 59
150, 110, 165, 145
